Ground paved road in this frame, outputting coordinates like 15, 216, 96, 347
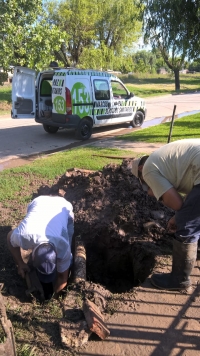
145, 92, 200, 121
0, 93, 199, 164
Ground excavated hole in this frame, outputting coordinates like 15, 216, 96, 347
85, 235, 157, 294
34, 236, 157, 300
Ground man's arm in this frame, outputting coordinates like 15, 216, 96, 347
7, 232, 30, 278
54, 269, 69, 295
161, 187, 183, 211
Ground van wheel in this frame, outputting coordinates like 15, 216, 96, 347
131, 111, 144, 128
75, 119, 92, 140
43, 124, 59, 134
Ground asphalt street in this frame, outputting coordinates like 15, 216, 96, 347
0, 92, 199, 166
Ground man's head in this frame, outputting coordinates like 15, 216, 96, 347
131, 155, 149, 181
32, 243, 57, 284
131, 155, 154, 194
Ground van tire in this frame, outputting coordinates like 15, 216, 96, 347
75, 119, 92, 140
131, 111, 144, 128
43, 124, 59, 134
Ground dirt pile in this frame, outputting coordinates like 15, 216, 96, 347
37, 159, 174, 294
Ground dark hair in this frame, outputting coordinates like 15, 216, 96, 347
139, 155, 149, 166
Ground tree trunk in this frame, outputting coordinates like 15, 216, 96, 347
174, 69, 180, 90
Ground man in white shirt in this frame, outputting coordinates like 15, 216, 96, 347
7, 195, 74, 296
131, 138, 200, 291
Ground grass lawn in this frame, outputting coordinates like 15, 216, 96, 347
120, 72, 200, 97
0, 83, 12, 115
116, 112, 200, 143
0, 147, 134, 207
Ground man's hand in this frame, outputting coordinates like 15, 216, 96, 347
54, 269, 69, 294
17, 262, 30, 279
7, 232, 30, 278
167, 216, 177, 233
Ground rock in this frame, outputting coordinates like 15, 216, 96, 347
151, 210, 165, 220
59, 319, 92, 348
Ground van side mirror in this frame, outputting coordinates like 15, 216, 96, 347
129, 92, 134, 98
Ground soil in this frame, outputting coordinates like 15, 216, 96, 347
0, 160, 200, 355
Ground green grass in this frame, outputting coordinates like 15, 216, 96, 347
0, 83, 12, 115
17, 344, 37, 356
116, 113, 200, 143
119, 73, 200, 97
0, 84, 11, 101
0, 147, 135, 202
13, 147, 134, 177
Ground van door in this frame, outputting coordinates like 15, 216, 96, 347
12, 67, 36, 119
67, 75, 93, 120
92, 77, 112, 126
110, 80, 134, 123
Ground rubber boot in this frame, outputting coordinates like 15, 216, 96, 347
151, 239, 197, 290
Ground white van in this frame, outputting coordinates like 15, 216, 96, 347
12, 67, 146, 140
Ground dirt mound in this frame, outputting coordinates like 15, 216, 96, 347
37, 159, 174, 294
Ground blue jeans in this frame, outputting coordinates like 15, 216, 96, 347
175, 184, 200, 243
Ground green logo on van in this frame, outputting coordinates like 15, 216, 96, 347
71, 82, 92, 118
53, 96, 66, 114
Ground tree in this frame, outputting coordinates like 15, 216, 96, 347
78, 44, 114, 71
95, 0, 143, 55
132, 50, 157, 73
152, 48, 170, 72
113, 55, 134, 74
45, 0, 144, 67
0, 0, 64, 71
188, 60, 200, 72
45, 0, 98, 66
143, 0, 200, 90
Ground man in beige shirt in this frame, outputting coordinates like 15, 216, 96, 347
131, 138, 200, 290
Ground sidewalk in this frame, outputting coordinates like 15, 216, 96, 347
78, 256, 200, 356
87, 138, 164, 154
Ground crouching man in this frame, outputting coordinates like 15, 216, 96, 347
131, 138, 200, 291
7, 195, 74, 297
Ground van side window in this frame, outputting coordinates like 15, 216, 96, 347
111, 81, 128, 99
40, 80, 52, 96
94, 80, 110, 100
